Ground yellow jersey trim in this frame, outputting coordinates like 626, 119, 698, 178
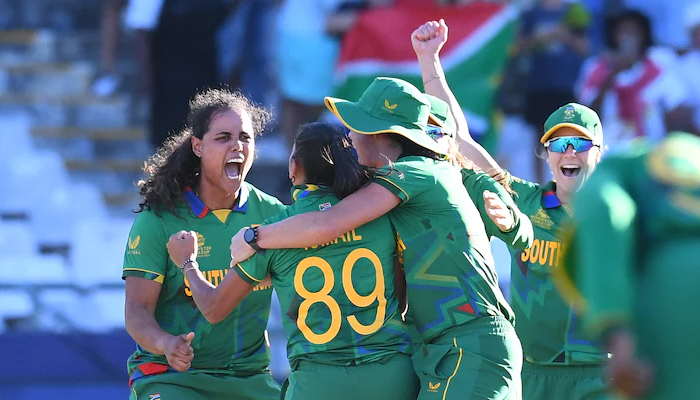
375, 176, 410, 202
123, 268, 165, 284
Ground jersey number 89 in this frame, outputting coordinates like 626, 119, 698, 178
293, 248, 387, 345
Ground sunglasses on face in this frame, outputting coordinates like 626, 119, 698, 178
544, 137, 596, 153
426, 124, 452, 140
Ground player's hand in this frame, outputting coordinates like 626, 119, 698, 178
230, 228, 256, 264
163, 332, 195, 372
411, 19, 448, 59
167, 230, 198, 268
484, 191, 515, 232
605, 331, 655, 398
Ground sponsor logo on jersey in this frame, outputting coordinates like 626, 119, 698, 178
127, 236, 141, 255
428, 382, 442, 392
531, 208, 554, 230
195, 232, 211, 258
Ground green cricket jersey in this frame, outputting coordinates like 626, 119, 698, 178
559, 132, 700, 399
122, 183, 285, 382
374, 156, 513, 343
461, 168, 533, 250
236, 184, 410, 369
506, 172, 605, 365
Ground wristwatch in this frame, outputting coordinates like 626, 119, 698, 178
243, 226, 261, 251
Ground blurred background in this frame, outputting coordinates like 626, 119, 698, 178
1, 0, 699, 398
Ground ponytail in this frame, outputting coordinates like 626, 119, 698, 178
293, 122, 373, 199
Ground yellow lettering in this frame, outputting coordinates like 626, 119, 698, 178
520, 247, 529, 263
556, 242, 565, 266
529, 239, 540, 264
210, 270, 221, 286
339, 232, 349, 243
537, 241, 549, 265
184, 274, 192, 297
351, 230, 362, 241
548, 242, 558, 266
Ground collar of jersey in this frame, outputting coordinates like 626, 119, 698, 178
182, 185, 249, 218
291, 184, 326, 202
542, 181, 562, 209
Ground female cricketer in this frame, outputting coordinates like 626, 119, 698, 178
122, 88, 284, 400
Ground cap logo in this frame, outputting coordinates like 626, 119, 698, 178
383, 99, 398, 113
563, 106, 576, 120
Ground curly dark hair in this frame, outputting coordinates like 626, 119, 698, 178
136, 88, 272, 215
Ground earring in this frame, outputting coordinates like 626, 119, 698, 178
290, 175, 296, 184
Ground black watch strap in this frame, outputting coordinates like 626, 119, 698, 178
246, 227, 262, 251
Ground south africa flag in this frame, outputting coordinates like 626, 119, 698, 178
332, 2, 518, 151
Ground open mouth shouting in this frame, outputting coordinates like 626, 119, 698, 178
560, 164, 582, 178
225, 157, 244, 180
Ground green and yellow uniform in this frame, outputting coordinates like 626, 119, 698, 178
236, 184, 417, 400
557, 132, 700, 400
405, 168, 533, 351
323, 77, 522, 400
506, 104, 609, 400
122, 183, 285, 400
375, 157, 522, 400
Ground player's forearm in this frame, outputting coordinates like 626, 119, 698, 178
184, 266, 229, 324
417, 54, 503, 175
257, 212, 341, 249
125, 304, 173, 355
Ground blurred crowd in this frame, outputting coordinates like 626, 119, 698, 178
93, 0, 700, 185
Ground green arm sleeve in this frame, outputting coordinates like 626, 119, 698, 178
122, 210, 169, 283
462, 169, 534, 250
573, 168, 638, 340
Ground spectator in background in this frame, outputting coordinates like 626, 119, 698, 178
218, 0, 279, 108
622, 0, 697, 52
515, 0, 591, 183
679, 3, 700, 137
149, 0, 230, 150
92, 0, 164, 98
577, 10, 690, 151
275, 0, 391, 148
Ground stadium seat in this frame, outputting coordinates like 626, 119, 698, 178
71, 217, 133, 287
0, 289, 35, 321
0, 112, 34, 163
35, 288, 94, 332
87, 288, 125, 332
0, 221, 38, 256
1, 149, 70, 217
29, 182, 108, 247
0, 254, 69, 285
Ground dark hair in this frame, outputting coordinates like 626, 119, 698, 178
604, 9, 653, 53
445, 139, 515, 195
388, 134, 444, 161
292, 122, 373, 199
136, 88, 271, 214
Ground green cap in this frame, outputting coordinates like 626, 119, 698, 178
541, 103, 603, 146
324, 77, 447, 156
425, 94, 456, 137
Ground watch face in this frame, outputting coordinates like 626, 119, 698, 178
244, 228, 255, 243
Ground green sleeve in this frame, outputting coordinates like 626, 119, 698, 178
235, 207, 291, 284
122, 210, 169, 283
462, 169, 534, 250
572, 166, 637, 340
373, 162, 430, 203
504, 170, 542, 213
236, 250, 273, 285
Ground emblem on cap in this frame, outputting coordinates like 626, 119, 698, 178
563, 105, 576, 120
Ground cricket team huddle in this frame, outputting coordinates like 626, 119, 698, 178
121, 19, 700, 400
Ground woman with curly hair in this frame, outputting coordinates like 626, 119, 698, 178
121, 87, 285, 400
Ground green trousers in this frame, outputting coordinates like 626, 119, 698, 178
130, 370, 280, 400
